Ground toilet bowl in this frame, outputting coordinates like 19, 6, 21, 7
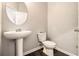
43, 41, 56, 49
37, 32, 56, 56
42, 41, 56, 56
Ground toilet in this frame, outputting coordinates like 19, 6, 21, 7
37, 32, 56, 56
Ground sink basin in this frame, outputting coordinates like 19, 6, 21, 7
4, 30, 32, 56
4, 31, 32, 39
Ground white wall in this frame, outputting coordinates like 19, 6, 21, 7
2, 2, 47, 56
0, 3, 2, 56
48, 2, 78, 55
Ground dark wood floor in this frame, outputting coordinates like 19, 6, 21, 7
54, 49, 68, 56
25, 48, 68, 56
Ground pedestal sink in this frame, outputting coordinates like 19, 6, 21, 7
4, 30, 32, 56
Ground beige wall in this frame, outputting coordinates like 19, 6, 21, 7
0, 3, 2, 56
48, 2, 78, 55
2, 2, 47, 56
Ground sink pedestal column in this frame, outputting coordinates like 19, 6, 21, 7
16, 38, 23, 56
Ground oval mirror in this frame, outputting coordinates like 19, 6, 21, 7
6, 2, 28, 25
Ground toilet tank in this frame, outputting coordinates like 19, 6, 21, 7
37, 32, 46, 42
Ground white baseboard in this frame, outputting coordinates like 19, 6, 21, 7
55, 47, 76, 56
23, 46, 43, 55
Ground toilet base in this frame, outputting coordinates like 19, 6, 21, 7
43, 47, 54, 56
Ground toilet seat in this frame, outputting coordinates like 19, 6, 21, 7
42, 41, 56, 49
